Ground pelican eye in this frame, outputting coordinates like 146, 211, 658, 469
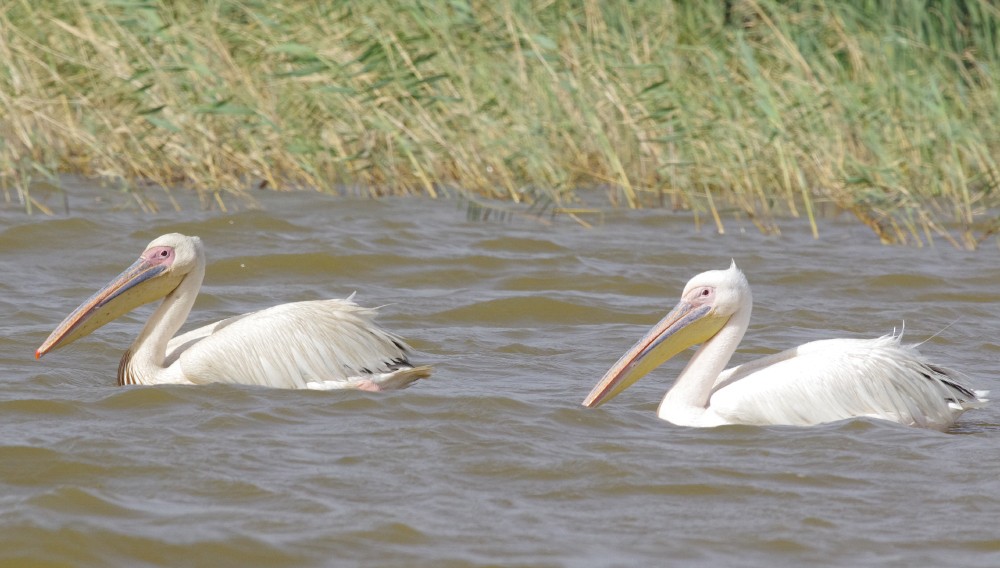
145, 246, 174, 263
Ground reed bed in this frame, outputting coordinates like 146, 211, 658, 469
1, 0, 997, 247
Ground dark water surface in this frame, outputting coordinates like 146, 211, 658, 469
3, 183, 1000, 566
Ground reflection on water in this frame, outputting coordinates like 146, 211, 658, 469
2, 181, 1000, 566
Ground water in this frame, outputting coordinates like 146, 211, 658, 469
3, 181, 999, 567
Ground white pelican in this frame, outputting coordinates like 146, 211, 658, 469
36, 233, 431, 390
582, 262, 986, 429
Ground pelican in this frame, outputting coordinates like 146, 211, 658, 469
36, 233, 431, 390
582, 262, 986, 429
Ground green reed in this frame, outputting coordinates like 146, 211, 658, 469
1, 0, 997, 246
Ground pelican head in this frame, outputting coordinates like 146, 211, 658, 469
36, 233, 204, 359
582, 261, 750, 407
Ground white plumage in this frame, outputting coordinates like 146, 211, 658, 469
37, 233, 430, 390
583, 262, 986, 429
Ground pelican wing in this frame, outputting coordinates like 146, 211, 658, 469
709, 335, 985, 429
166, 313, 252, 359
167, 299, 424, 389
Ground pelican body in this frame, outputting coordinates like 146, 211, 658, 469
583, 262, 986, 429
37, 233, 431, 390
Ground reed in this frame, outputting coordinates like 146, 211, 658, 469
1, 0, 997, 247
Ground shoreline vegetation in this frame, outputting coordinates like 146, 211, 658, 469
1, 1, 998, 248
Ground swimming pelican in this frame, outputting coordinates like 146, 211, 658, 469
36, 233, 431, 390
582, 262, 986, 429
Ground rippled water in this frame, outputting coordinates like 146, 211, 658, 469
3, 181, 1000, 566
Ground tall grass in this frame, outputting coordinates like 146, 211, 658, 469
1, 0, 997, 246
